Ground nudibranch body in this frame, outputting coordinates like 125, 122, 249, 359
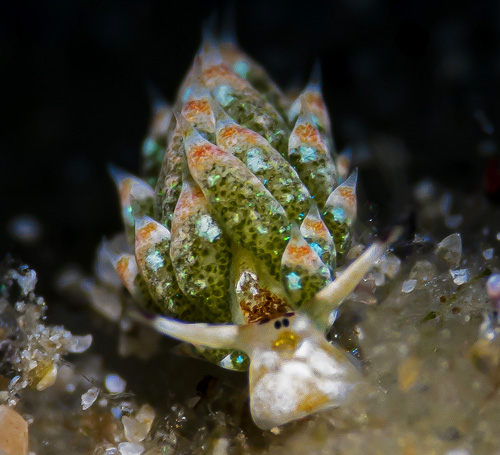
107, 34, 398, 429
140, 309, 362, 429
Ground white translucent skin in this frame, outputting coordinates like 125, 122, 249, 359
146, 311, 360, 430
246, 314, 360, 429
133, 232, 397, 429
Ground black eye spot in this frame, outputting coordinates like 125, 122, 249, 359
274, 320, 282, 329
282, 318, 289, 327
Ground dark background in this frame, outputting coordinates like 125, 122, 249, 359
1, 0, 499, 306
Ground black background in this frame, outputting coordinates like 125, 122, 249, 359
1, 0, 499, 307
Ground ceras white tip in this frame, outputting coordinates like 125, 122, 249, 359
309, 59, 323, 88
220, 2, 238, 44
108, 164, 133, 187
337, 147, 352, 182
145, 81, 169, 113
135, 216, 171, 250
178, 57, 204, 106
108, 165, 155, 201
211, 100, 236, 129
102, 240, 125, 269
129, 180, 155, 202
340, 168, 358, 189
289, 105, 328, 152
176, 113, 210, 154
200, 11, 219, 46
199, 39, 224, 69
180, 82, 212, 108
283, 224, 326, 270
289, 75, 331, 134
324, 168, 358, 221
104, 245, 139, 298
300, 203, 333, 241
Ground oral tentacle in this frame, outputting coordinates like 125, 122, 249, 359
304, 228, 402, 329
132, 310, 245, 351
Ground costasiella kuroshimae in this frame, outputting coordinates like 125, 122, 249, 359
105, 37, 401, 430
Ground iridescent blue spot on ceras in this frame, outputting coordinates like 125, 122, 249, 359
213, 85, 234, 106
286, 272, 302, 290
298, 146, 317, 163
333, 207, 346, 221
310, 242, 324, 258
233, 60, 250, 78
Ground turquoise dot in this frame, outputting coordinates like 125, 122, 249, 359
286, 272, 302, 290
298, 146, 317, 163
214, 85, 234, 107
143, 138, 158, 157
332, 207, 346, 221
233, 60, 250, 79
310, 242, 324, 257
182, 87, 192, 103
